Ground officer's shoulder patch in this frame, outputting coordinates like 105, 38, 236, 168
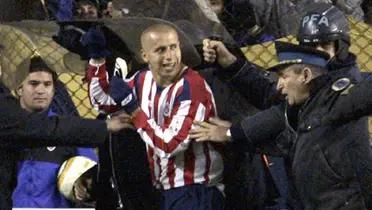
340, 84, 354, 95
331, 78, 351, 92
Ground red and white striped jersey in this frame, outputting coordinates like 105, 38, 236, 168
86, 62, 224, 190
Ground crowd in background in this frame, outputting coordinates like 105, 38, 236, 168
1, 0, 372, 42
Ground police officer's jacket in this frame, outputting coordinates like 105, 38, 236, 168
198, 58, 290, 209
231, 74, 372, 210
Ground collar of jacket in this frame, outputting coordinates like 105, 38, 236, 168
327, 53, 357, 72
308, 74, 332, 98
0, 82, 10, 94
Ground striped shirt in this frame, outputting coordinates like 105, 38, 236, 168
86, 62, 223, 190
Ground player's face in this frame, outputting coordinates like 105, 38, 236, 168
141, 29, 182, 87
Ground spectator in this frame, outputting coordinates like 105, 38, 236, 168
245, 0, 365, 39
74, 0, 99, 19
207, 0, 275, 46
0, 9, 137, 209
11, 56, 98, 208
248, 0, 301, 38
0, 73, 130, 210
47, 0, 74, 21
332, 0, 364, 21
101, 1, 114, 18
362, 0, 372, 24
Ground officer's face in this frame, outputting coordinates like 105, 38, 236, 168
141, 29, 182, 87
276, 67, 309, 106
18, 71, 55, 113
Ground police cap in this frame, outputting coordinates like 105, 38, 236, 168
268, 41, 330, 72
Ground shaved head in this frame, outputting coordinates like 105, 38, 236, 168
140, 24, 183, 87
140, 24, 179, 50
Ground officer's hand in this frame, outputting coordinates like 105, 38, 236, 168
80, 26, 110, 59
190, 117, 232, 142
110, 77, 139, 114
202, 39, 237, 68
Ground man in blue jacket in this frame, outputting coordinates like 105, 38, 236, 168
11, 56, 98, 208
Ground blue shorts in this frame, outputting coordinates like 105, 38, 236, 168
160, 184, 224, 210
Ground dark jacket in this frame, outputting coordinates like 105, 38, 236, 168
0, 82, 107, 210
327, 53, 363, 81
12, 109, 99, 208
199, 60, 290, 209
232, 75, 372, 209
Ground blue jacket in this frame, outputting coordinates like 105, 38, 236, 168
12, 109, 98, 208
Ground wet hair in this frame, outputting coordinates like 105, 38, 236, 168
29, 56, 58, 84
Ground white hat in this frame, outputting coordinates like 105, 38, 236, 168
57, 156, 97, 200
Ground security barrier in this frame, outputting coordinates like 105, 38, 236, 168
0, 18, 371, 135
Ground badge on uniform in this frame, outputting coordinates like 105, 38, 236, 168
331, 78, 351, 92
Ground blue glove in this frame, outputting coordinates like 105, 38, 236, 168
80, 26, 111, 59
110, 76, 138, 114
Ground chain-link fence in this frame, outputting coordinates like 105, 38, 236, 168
0, 16, 371, 123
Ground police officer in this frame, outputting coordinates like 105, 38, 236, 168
202, 28, 289, 210
298, 3, 370, 81
192, 41, 372, 210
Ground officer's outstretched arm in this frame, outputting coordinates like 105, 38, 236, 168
237, 104, 286, 145
191, 104, 286, 147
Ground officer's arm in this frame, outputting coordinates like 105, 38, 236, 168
203, 39, 279, 109
227, 60, 280, 109
231, 104, 286, 146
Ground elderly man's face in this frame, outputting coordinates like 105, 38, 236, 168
276, 66, 309, 106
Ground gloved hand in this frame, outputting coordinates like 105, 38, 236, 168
80, 26, 111, 59
110, 77, 138, 114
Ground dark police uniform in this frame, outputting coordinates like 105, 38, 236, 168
198, 54, 289, 209
0, 82, 107, 210
230, 42, 372, 209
